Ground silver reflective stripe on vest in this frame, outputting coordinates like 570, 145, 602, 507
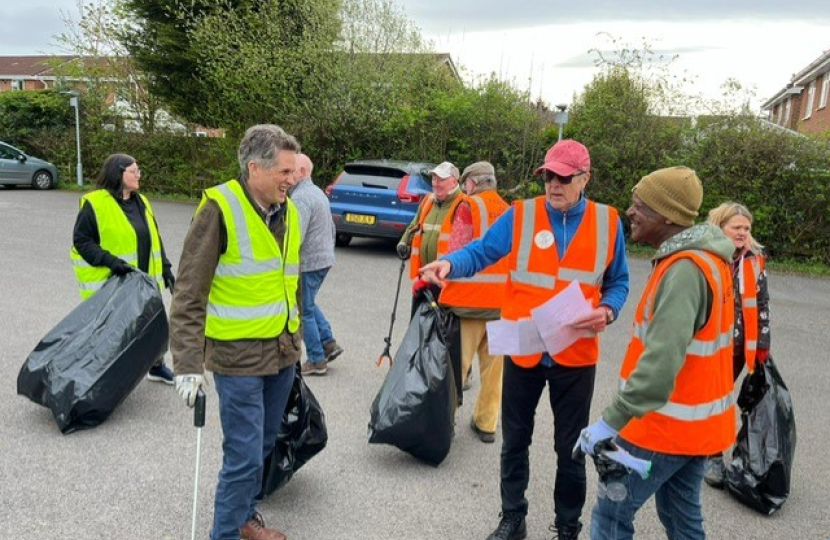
743, 297, 757, 308
618, 378, 735, 421
631, 321, 732, 356
422, 223, 442, 232
745, 339, 757, 352
79, 280, 107, 291
452, 274, 508, 284
284, 263, 300, 277
471, 196, 491, 235
214, 183, 281, 276
512, 200, 610, 288
208, 301, 287, 320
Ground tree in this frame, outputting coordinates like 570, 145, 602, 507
121, 0, 268, 126
55, 0, 167, 134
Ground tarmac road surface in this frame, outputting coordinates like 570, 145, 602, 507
1, 189, 828, 540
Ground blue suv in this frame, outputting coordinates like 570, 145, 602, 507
326, 160, 435, 247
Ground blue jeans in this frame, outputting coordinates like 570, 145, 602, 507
301, 268, 334, 363
210, 366, 295, 540
590, 439, 706, 540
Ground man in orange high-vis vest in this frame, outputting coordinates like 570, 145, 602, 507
438, 161, 509, 443
421, 140, 630, 540
397, 161, 469, 402
575, 167, 737, 540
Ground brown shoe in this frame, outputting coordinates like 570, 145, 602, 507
300, 360, 327, 376
240, 512, 287, 540
323, 340, 344, 363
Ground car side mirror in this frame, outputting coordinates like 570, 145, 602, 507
17, 154, 27, 163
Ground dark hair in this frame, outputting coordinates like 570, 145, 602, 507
96, 153, 136, 198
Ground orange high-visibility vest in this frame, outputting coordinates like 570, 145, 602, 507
619, 249, 736, 456
738, 254, 763, 373
501, 197, 619, 367
439, 189, 509, 310
409, 193, 465, 279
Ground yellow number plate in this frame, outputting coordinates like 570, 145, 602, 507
345, 213, 376, 225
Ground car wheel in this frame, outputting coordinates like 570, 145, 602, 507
335, 233, 352, 247
32, 170, 54, 190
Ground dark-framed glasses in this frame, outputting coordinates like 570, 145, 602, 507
540, 169, 585, 185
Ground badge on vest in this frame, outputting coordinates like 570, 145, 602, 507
534, 230, 555, 249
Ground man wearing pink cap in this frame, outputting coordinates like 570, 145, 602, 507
421, 140, 630, 540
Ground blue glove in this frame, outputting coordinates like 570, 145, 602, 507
573, 418, 618, 457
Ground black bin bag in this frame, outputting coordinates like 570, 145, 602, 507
17, 272, 168, 434
726, 355, 796, 515
367, 291, 457, 466
260, 368, 328, 498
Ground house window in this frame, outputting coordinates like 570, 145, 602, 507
803, 80, 816, 119
11, 79, 23, 91
784, 98, 792, 126
820, 72, 830, 109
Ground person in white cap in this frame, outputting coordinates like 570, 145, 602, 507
397, 160, 469, 401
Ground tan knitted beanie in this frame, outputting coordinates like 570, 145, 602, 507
632, 166, 703, 227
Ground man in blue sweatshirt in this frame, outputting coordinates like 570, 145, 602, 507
421, 140, 630, 540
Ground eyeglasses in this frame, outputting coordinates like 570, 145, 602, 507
123, 166, 141, 175
540, 170, 585, 185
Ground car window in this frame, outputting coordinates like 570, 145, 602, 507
407, 174, 432, 193
340, 166, 405, 190
0, 144, 18, 160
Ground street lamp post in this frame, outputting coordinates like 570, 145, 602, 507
554, 103, 569, 141
62, 91, 83, 187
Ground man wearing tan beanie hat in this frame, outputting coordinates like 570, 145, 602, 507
576, 166, 738, 540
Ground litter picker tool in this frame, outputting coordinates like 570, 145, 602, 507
190, 388, 206, 540
377, 258, 407, 367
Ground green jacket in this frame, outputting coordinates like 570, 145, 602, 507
399, 187, 464, 266
603, 222, 734, 431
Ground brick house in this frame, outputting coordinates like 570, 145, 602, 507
762, 48, 830, 135
0, 56, 81, 92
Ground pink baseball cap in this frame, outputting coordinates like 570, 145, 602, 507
533, 140, 591, 177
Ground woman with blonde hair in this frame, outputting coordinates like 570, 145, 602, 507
704, 201, 771, 488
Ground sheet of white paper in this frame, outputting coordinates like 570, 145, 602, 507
530, 281, 594, 356
486, 318, 546, 356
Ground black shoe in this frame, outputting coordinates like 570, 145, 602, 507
486, 514, 526, 540
470, 416, 496, 443
549, 523, 582, 540
147, 363, 175, 385
704, 455, 725, 489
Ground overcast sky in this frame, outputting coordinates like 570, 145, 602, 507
2, 0, 828, 111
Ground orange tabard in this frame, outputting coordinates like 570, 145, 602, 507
500, 197, 619, 367
439, 190, 510, 310
619, 249, 736, 456
739, 254, 763, 373
409, 193, 465, 279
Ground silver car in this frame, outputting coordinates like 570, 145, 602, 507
0, 141, 59, 189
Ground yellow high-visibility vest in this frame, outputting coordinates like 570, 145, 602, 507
202, 179, 301, 340
70, 189, 163, 300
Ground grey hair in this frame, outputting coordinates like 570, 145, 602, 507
238, 124, 300, 179
469, 173, 497, 193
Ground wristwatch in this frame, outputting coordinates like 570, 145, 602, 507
603, 306, 614, 324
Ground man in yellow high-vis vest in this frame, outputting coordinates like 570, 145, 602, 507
170, 125, 302, 540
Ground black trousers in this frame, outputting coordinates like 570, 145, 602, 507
500, 356, 596, 528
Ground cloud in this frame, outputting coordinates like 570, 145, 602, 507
556, 46, 717, 68
0, 6, 66, 55
400, 0, 830, 33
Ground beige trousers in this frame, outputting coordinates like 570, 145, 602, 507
460, 318, 503, 434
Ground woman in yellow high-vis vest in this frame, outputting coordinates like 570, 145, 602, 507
704, 201, 771, 488
70, 153, 176, 384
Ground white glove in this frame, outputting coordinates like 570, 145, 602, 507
573, 418, 618, 457
175, 374, 205, 408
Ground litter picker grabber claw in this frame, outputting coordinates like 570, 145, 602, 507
377, 258, 407, 367
190, 389, 206, 540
